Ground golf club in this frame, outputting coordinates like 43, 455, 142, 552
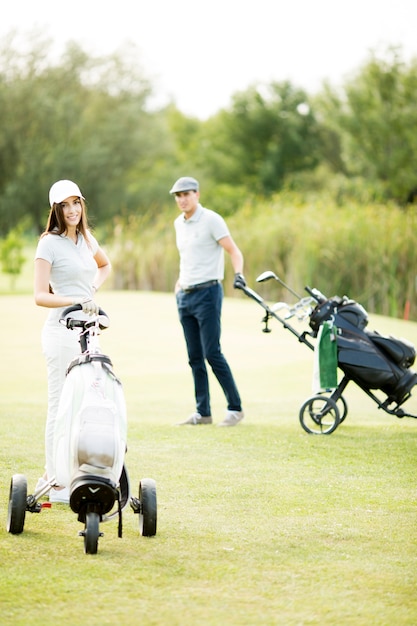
256, 270, 302, 299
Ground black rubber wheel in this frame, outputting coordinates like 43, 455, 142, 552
138, 478, 157, 537
299, 395, 340, 435
84, 511, 100, 554
7, 474, 27, 534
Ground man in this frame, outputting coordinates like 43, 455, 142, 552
171, 176, 246, 426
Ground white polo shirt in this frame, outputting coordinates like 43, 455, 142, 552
35, 230, 99, 323
174, 204, 230, 287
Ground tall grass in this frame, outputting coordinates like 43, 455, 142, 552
103, 195, 417, 320
2, 193, 417, 320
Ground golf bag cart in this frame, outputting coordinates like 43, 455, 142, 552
238, 271, 417, 434
7, 305, 157, 554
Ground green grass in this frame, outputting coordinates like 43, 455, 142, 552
1, 291, 417, 625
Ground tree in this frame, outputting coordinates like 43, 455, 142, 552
200, 81, 323, 194
0, 224, 26, 290
0, 32, 170, 235
316, 47, 417, 202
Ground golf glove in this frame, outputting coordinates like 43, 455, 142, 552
233, 273, 246, 289
81, 298, 99, 315
80, 298, 99, 315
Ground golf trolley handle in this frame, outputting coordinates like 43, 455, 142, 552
59, 304, 109, 330
237, 284, 265, 304
239, 284, 315, 350
60, 303, 107, 318
304, 285, 327, 304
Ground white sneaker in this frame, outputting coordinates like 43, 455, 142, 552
35, 477, 49, 492
218, 410, 244, 427
176, 412, 213, 425
49, 486, 70, 504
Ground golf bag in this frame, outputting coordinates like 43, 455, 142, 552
309, 293, 417, 404
53, 349, 127, 518
6, 305, 157, 553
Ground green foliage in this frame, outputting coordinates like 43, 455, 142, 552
107, 209, 179, 291
106, 191, 417, 320
231, 193, 417, 320
316, 47, 417, 202
2, 33, 417, 321
0, 221, 27, 289
1, 35, 417, 243
0, 33, 171, 235
200, 82, 322, 193
2, 186, 416, 322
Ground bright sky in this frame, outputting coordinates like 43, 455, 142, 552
2, 0, 417, 119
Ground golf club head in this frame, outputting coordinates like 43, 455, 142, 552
256, 270, 278, 283
270, 302, 289, 312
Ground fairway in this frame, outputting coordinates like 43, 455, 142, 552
1, 290, 417, 625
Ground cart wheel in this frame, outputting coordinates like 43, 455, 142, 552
84, 511, 100, 554
138, 478, 157, 537
319, 392, 348, 423
7, 474, 27, 534
299, 395, 340, 435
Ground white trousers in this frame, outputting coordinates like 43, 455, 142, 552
41, 320, 81, 481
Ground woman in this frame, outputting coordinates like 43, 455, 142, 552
34, 179, 111, 502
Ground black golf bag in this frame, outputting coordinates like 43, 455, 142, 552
309, 293, 417, 405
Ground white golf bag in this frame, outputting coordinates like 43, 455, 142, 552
6, 306, 157, 553
52, 312, 128, 519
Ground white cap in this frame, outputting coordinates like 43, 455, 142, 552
49, 180, 84, 207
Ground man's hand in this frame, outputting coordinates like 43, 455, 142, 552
233, 273, 246, 289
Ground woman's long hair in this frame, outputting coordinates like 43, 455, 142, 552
40, 197, 92, 293
41, 197, 91, 244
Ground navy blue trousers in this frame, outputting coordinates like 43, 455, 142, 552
176, 282, 242, 416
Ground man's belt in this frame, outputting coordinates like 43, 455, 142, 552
181, 280, 219, 293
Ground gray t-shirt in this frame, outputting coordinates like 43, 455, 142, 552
174, 204, 230, 287
35, 230, 99, 323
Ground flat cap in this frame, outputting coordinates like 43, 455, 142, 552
169, 176, 199, 194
